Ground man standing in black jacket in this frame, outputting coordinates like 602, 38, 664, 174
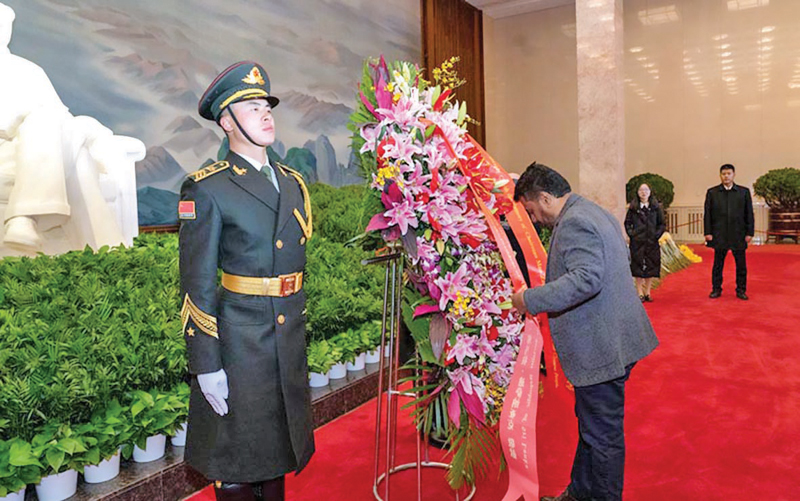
704, 164, 755, 300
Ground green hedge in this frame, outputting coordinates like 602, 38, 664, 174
310, 183, 370, 243
626, 173, 675, 210
753, 167, 800, 209
304, 236, 384, 342
0, 183, 382, 443
0, 236, 184, 441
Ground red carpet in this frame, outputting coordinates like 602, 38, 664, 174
187, 244, 800, 500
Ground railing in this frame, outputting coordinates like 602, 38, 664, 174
665, 203, 769, 244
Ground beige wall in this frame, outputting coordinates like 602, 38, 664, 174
485, 0, 800, 206
484, 5, 579, 184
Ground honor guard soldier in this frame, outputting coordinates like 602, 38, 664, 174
179, 61, 315, 501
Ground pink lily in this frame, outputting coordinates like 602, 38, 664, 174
434, 263, 471, 311
383, 198, 418, 235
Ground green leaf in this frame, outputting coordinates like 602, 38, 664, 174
401, 303, 437, 365
457, 101, 467, 126
85, 447, 101, 466
8, 440, 40, 467
45, 448, 65, 474
130, 401, 146, 418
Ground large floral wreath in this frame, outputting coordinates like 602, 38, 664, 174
349, 57, 525, 488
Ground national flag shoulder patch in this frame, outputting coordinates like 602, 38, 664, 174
179, 201, 196, 220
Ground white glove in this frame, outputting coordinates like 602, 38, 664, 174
197, 368, 229, 416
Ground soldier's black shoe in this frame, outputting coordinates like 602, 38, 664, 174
644, 294, 653, 302
736, 290, 749, 300
214, 482, 257, 501
709, 290, 722, 299
257, 477, 285, 501
541, 490, 579, 501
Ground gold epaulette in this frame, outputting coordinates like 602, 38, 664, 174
276, 163, 313, 240
188, 161, 230, 182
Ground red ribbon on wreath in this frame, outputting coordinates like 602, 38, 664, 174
422, 119, 573, 500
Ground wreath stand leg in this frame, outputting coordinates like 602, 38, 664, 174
363, 252, 476, 501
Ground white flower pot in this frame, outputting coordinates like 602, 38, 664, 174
308, 371, 330, 388
35, 469, 78, 501
171, 422, 188, 447
365, 349, 381, 364
346, 352, 366, 371
83, 451, 120, 484
1, 487, 25, 501
384, 344, 391, 357
329, 362, 347, 380
133, 434, 167, 463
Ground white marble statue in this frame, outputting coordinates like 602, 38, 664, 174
0, 2, 145, 257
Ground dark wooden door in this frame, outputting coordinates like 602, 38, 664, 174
421, 0, 486, 146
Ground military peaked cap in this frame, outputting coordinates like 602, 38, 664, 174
198, 61, 280, 122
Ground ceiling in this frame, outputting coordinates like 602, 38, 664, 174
464, 0, 574, 18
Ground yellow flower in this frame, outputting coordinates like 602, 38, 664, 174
679, 244, 703, 263
450, 291, 476, 320
432, 56, 466, 90
374, 162, 403, 189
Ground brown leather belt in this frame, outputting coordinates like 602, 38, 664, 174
221, 271, 303, 297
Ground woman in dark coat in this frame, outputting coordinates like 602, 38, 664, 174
625, 183, 666, 302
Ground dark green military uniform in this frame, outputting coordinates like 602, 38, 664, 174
179, 61, 314, 483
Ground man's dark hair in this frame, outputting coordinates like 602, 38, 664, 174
720, 163, 735, 173
513, 162, 571, 201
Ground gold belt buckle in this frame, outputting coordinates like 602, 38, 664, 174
280, 275, 297, 297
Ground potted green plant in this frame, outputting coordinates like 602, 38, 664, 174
356, 323, 375, 365
125, 389, 184, 463
364, 320, 383, 364
338, 328, 366, 372
169, 383, 190, 447
753, 168, 800, 240
0, 438, 42, 501
81, 400, 131, 484
307, 340, 335, 387
31, 423, 95, 501
626, 173, 675, 210
328, 335, 348, 380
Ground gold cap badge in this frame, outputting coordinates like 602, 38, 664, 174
242, 67, 266, 86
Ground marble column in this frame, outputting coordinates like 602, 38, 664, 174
576, 0, 626, 223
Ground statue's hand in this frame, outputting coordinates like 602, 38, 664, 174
89, 135, 146, 170
197, 369, 229, 416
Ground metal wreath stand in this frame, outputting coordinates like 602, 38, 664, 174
363, 250, 476, 501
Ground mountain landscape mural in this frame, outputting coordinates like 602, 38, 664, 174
5, 0, 420, 225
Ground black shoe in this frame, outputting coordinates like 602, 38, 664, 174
541, 490, 579, 501
736, 291, 749, 300
709, 290, 722, 299
214, 483, 258, 501
639, 295, 645, 302
644, 295, 653, 302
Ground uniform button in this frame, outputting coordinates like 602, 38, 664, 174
277, 314, 286, 325
300, 237, 306, 245
276, 239, 284, 249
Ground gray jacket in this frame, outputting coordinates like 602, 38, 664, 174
524, 194, 659, 387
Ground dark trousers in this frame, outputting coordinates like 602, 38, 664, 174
711, 247, 747, 292
568, 364, 634, 501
